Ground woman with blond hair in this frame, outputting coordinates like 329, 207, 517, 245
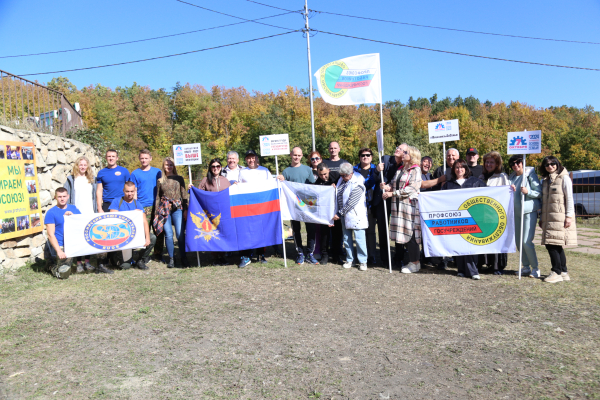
381, 145, 422, 274
64, 156, 113, 274
479, 151, 510, 274
154, 157, 189, 268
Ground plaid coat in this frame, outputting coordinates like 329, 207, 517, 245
389, 166, 422, 244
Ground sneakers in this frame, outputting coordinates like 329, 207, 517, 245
75, 263, 85, 274
342, 261, 352, 269
359, 263, 367, 271
95, 263, 114, 274
544, 271, 563, 283
320, 253, 329, 265
50, 264, 71, 279
561, 272, 571, 281
520, 266, 531, 276
529, 267, 541, 279
259, 255, 268, 264
401, 267, 411, 274
238, 256, 251, 269
408, 262, 421, 273
306, 254, 319, 265
83, 261, 95, 273
472, 275, 481, 280
296, 254, 305, 265
119, 261, 132, 270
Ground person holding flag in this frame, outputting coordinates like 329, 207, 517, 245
354, 148, 377, 265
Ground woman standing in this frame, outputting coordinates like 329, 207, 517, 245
334, 163, 369, 271
154, 157, 189, 268
189, 158, 231, 266
381, 146, 422, 273
443, 159, 486, 280
508, 155, 542, 278
63, 156, 112, 274
479, 151, 510, 274
539, 156, 577, 283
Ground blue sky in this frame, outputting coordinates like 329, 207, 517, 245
1, 0, 599, 109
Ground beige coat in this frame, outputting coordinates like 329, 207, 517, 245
540, 169, 577, 246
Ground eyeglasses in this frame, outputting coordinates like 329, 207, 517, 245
210, 165, 222, 169
360, 154, 372, 158
311, 157, 321, 161
546, 162, 557, 167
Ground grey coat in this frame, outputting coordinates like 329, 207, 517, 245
64, 175, 98, 213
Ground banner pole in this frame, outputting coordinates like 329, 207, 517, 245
188, 165, 201, 268
276, 155, 288, 268
518, 153, 526, 280
304, 0, 316, 152
379, 104, 393, 273
443, 141, 446, 173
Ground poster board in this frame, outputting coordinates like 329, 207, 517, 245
427, 119, 460, 143
507, 130, 542, 154
172, 143, 202, 166
259, 134, 290, 156
0, 141, 43, 240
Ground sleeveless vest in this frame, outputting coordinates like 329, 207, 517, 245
540, 169, 577, 246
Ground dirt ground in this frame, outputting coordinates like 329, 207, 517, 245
1, 234, 600, 399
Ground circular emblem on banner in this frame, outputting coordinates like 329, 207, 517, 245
458, 196, 507, 245
319, 60, 349, 99
84, 214, 137, 250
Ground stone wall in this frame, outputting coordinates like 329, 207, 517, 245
0, 125, 101, 271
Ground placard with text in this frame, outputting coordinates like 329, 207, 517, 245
259, 134, 290, 156
172, 143, 202, 166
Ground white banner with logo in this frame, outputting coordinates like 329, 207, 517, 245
280, 181, 336, 224
427, 119, 460, 143
64, 211, 146, 257
419, 186, 516, 257
260, 134, 290, 156
172, 143, 202, 166
314, 53, 382, 105
507, 130, 542, 154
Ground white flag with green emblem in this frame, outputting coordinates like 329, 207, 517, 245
314, 53, 382, 105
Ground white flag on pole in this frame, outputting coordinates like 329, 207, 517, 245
280, 181, 336, 224
64, 211, 146, 257
314, 53, 382, 105
419, 186, 516, 257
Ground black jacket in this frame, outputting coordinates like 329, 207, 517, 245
443, 176, 486, 190
314, 176, 335, 186
372, 155, 403, 207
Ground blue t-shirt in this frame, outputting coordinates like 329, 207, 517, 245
109, 197, 145, 212
130, 167, 162, 208
96, 166, 131, 203
45, 204, 81, 246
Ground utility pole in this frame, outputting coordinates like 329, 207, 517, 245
303, 0, 316, 151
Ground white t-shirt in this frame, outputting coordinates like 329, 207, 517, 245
456, 178, 466, 186
74, 176, 95, 214
238, 166, 272, 184
224, 165, 245, 183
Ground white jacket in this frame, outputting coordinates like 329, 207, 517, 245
337, 172, 368, 230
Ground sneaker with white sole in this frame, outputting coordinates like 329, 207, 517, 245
520, 266, 531, 276
472, 275, 481, 280
401, 267, 411, 274
561, 272, 571, 281
408, 262, 421, 273
359, 263, 367, 271
342, 262, 352, 269
544, 271, 563, 283
529, 267, 541, 279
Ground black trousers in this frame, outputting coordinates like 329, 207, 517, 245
546, 244, 567, 274
395, 231, 420, 264
330, 219, 343, 260
372, 199, 392, 264
479, 253, 508, 271
241, 248, 264, 258
292, 221, 316, 256
456, 254, 479, 278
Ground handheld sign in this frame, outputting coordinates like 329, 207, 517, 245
507, 130, 542, 154
259, 134, 290, 156
172, 143, 202, 166
427, 119, 460, 143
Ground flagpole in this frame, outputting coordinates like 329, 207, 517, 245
304, 0, 316, 152
189, 165, 201, 268
379, 104, 393, 274
276, 155, 288, 268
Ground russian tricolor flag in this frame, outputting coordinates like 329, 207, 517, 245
186, 180, 283, 252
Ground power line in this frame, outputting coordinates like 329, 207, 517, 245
0, 11, 297, 59
174, 0, 295, 31
19, 31, 298, 77
313, 30, 600, 71
312, 9, 600, 45
245, 0, 296, 12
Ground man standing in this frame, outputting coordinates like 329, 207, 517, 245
238, 150, 272, 267
223, 151, 245, 184
277, 147, 317, 265
45, 188, 82, 279
432, 148, 460, 190
466, 148, 483, 178
109, 182, 155, 271
354, 147, 377, 264
96, 149, 131, 212
323, 141, 348, 183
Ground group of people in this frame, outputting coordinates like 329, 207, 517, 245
44, 142, 576, 285
1, 219, 16, 234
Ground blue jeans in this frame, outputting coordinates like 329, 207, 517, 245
164, 209, 186, 259
341, 219, 367, 264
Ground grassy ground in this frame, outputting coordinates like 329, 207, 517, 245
1, 234, 599, 399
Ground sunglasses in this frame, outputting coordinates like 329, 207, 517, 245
546, 162, 557, 167
509, 160, 522, 166
311, 157, 321, 161
210, 165, 222, 168
360, 154, 372, 157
